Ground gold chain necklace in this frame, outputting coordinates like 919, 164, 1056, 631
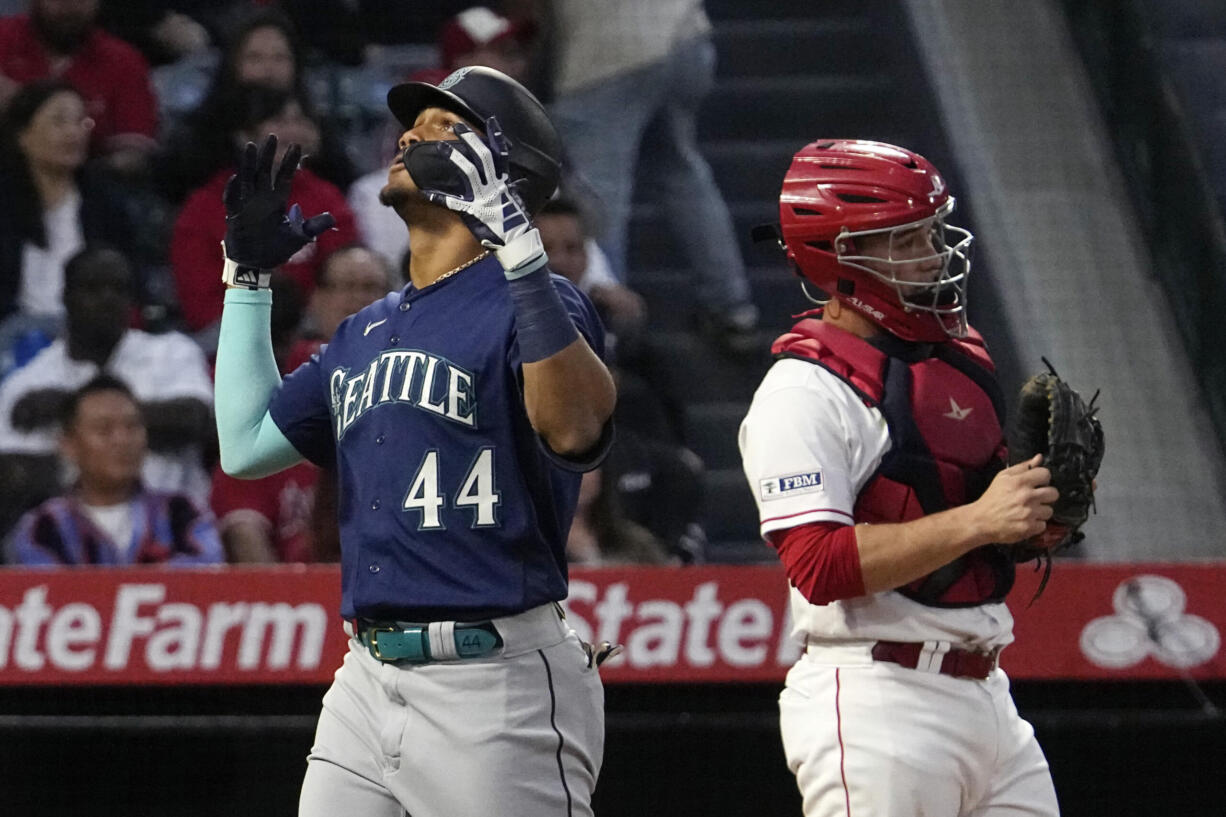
429, 251, 491, 286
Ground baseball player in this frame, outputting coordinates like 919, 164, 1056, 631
214, 67, 616, 816
739, 140, 1061, 816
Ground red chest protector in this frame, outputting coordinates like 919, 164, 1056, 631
772, 316, 1014, 607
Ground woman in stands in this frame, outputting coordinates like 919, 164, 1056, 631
156, 5, 355, 203
0, 80, 141, 374
169, 84, 357, 347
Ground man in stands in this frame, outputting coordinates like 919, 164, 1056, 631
0, 246, 214, 538
8, 374, 222, 565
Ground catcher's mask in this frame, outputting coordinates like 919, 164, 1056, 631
387, 66, 562, 215
776, 139, 974, 343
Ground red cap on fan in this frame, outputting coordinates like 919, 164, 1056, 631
438, 7, 536, 71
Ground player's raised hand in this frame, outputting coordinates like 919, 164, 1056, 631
221, 134, 335, 286
416, 117, 545, 276
970, 454, 1060, 545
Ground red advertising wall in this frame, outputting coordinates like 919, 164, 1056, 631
0, 562, 1222, 685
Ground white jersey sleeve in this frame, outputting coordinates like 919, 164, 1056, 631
739, 358, 890, 538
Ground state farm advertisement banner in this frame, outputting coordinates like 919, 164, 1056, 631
0, 566, 342, 686
0, 563, 1223, 685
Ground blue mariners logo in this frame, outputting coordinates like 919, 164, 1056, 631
438, 68, 474, 91
759, 470, 824, 501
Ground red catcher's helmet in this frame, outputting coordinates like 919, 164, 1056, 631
779, 139, 974, 342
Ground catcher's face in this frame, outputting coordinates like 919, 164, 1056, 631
854, 223, 944, 286
834, 200, 973, 339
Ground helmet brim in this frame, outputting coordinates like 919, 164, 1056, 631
387, 82, 482, 131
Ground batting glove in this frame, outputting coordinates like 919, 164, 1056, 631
417, 117, 546, 278
221, 134, 335, 289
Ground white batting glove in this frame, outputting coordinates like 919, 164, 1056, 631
417, 117, 547, 278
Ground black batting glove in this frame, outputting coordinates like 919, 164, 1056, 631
221, 135, 335, 286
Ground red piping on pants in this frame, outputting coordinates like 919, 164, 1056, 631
836, 668, 852, 816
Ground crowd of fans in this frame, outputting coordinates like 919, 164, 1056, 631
0, 0, 749, 568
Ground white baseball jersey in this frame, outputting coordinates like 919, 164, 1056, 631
739, 357, 1015, 651
743, 355, 1057, 817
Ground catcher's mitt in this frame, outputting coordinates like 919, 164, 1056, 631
1007, 358, 1105, 596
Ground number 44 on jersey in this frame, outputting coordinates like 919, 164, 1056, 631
403, 447, 501, 529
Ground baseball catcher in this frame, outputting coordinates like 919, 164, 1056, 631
740, 138, 1085, 817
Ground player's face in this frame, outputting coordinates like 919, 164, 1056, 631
63, 389, 147, 493
236, 26, 295, 89
855, 222, 943, 287
18, 89, 93, 174
536, 213, 588, 284
381, 107, 476, 207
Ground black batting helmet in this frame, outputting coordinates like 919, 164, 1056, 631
387, 66, 562, 214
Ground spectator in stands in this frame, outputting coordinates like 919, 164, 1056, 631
169, 83, 358, 350
156, 5, 355, 203
566, 463, 673, 566
96, 2, 211, 68
0, 0, 159, 175
0, 79, 145, 371
0, 246, 214, 539
412, 5, 536, 86
348, 4, 538, 271
211, 436, 318, 563
536, 196, 707, 562
288, 243, 392, 368
535, 193, 683, 441
211, 273, 321, 563
6, 373, 223, 565
603, 429, 708, 564
536, 197, 646, 343
548, 0, 760, 355
211, 250, 382, 563
232, 249, 390, 562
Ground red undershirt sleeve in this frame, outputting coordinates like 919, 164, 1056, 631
768, 521, 866, 605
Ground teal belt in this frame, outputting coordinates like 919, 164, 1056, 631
355, 620, 504, 663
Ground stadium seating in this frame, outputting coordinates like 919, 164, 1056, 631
625, 1, 988, 559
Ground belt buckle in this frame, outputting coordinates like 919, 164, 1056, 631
366, 625, 401, 662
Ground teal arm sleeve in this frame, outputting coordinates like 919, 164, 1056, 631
215, 288, 304, 478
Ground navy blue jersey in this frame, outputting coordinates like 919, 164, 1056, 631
269, 255, 609, 621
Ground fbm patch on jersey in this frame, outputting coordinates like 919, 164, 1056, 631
760, 470, 824, 500
329, 349, 477, 438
